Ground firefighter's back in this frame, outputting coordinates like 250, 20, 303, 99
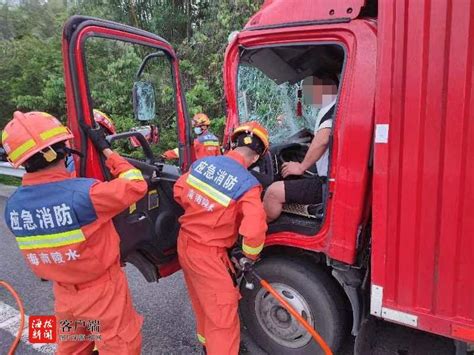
5, 178, 113, 284
174, 151, 260, 248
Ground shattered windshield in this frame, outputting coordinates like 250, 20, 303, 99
237, 65, 320, 143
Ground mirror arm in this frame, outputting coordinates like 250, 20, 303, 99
135, 51, 168, 80
106, 131, 154, 165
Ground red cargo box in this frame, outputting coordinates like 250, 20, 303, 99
372, 0, 474, 342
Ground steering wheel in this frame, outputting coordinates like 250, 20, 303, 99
278, 147, 316, 179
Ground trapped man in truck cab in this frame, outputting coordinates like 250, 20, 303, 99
162, 112, 221, 160
3, 111, 147, 354
173, 122, 269, 355
263, 75, 338, 221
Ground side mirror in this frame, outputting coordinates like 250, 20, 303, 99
132, 81, 156, 121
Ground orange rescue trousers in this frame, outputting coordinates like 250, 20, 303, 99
53, 264, 142, 355
178, 234, 241, 355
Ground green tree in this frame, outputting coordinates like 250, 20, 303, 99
0, 0, 67, 125
0, 0, 264, 153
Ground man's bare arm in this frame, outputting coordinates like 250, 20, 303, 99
281, 128, 331, 177
300, 128, 331, 170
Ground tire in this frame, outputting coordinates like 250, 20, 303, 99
240, 256, 350, 355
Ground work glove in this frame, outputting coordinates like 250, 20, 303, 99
84, 126, 110, 152
230, 247, 255, 273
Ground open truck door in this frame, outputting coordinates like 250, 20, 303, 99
62, 16, 192, 281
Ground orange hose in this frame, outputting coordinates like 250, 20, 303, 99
260, 279, 333, 355
0, 281, 25, 355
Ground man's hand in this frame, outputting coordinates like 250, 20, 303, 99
281, 161, 305, 178
84, 126, 110, 152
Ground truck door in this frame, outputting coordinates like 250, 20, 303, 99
62, 16, 192, 281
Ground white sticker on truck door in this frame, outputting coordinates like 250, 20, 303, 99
375, 124, 389, 143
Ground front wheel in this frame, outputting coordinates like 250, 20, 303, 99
240, 256, 350, 355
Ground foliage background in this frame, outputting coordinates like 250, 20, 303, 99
0, 0, 264, 154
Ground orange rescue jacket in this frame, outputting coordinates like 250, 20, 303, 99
5, 153, 147, 285
173, 150, 267, 257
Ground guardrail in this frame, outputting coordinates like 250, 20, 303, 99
0, 162, 25, 178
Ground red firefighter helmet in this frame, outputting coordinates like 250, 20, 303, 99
192, 113, 211, 127
231, 121, 270, 156
93, 109, 116, 135
2, 111, 74, 168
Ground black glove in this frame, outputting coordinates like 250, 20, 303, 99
84, 126, 110, 152
230, 247, 254, 272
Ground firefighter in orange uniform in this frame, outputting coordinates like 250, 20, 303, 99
162, 113, 221, 161
174, 121, 269, 354
3, 111, 147, 354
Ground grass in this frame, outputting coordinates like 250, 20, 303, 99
0, 174, 22, 186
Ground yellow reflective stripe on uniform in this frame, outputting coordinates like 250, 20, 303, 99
203, 141, 219, 147
186, 174, 231, 207
40, 126, 69, 140
9, 139, 36, 162
16, 229, 85, 250
242, 242, 264, 256
197, 333, 206, 344
2, 130, 8, 142
119, 169, 144, 181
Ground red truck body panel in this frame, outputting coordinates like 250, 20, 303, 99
224, 19, 377, 265
372, 0, 474, 341
245, 0, 365, 28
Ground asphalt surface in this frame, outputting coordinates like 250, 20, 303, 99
0, 192, 267, 355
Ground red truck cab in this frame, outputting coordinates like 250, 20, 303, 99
62, 0, 473, 353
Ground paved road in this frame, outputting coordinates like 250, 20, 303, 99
0, 194, 267, 355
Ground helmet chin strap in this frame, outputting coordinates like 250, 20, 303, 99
63, 147, 83, 174
42, 147, 58, 163
64, 147, 84, 158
